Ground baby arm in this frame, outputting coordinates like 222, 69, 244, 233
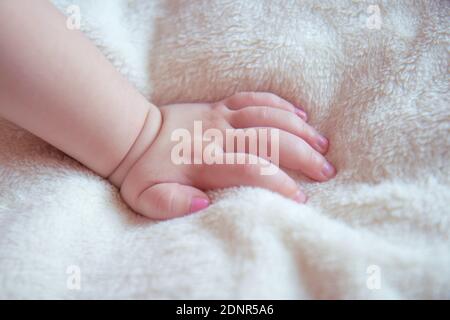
0, 0, 160, 177
0, 0, 336, 220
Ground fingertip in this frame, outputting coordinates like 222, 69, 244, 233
316, 135, 329, 154
293, 190, 307, 203
189, 197, 210, 214
320, 161, 336, 180
295, 108, 308, 121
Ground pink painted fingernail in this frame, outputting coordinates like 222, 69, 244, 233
295, 108, 308, 121
296, 105, 306, 112
317, 135, 329, 152
321, 162, 336, 179
190, 197, 210, 213
293, 190, 307, 203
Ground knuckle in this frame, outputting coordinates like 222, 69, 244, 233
267, 93, 280, 104
151, 186, 175, 214
288, 113, 300, 127
297, 119, 309, 134
229, 109, 242, 125
257, 107, 270, 121
301, 122, 316, 137
265, 92, 280, 105
206, 111, 227, 129
310, 151, 325, 168
247, 91, 257, 101
239, 161, 259, 178
212, 101, 227, 113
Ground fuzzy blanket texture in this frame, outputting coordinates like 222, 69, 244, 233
0, 0, 449, 299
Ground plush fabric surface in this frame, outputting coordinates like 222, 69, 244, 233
0, 0, 449, 299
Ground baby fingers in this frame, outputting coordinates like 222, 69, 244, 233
275, 130, 336, 181
229, 106, 328, 154
222, 128, 335, 182
194, 153, 307, 203
223, 91, 307, 121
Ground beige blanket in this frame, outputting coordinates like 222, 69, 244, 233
0, 0, 449, 299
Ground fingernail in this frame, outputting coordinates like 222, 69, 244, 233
295, 108, 308, 121
321, 162, 336, 179
293, 190, 307, 203
190, 197, 209, 213
316, 135, 329, 152
296, 105, 306, 112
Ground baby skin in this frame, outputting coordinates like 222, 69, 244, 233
0, 0, 336, 219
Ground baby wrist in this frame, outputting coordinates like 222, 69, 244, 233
108, 102, 162, 187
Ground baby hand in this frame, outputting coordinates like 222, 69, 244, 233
110, 92, 335, 219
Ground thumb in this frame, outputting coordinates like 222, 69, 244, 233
134, 182, 210, 220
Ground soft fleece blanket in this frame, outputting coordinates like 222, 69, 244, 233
0, 0, 449, 299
